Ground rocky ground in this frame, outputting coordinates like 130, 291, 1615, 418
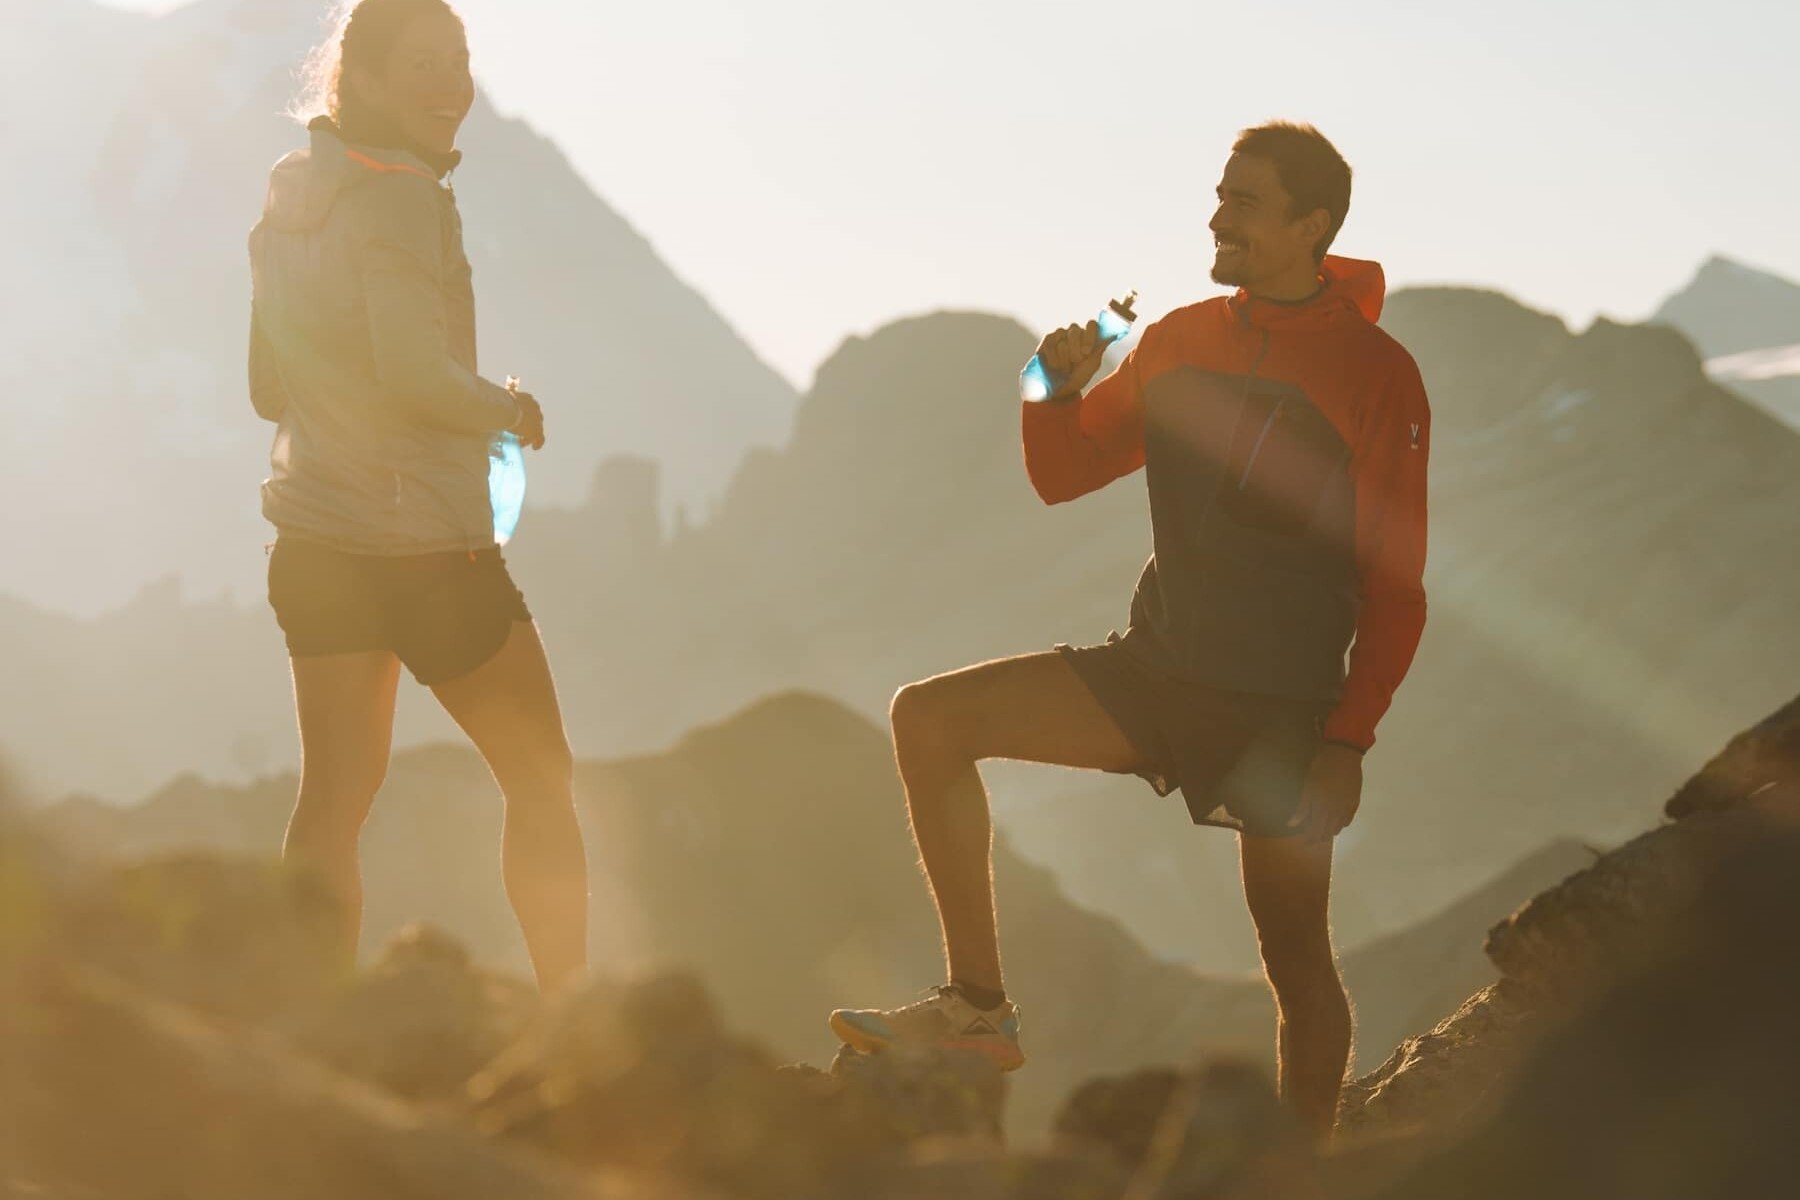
3, 693, 1795, 1199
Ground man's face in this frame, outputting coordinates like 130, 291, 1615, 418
351, 11, 476, 156
1209, 153, 1326, 289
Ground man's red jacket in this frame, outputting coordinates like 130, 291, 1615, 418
1022, 256, 1429, 751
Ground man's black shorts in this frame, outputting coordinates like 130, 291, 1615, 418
267, 537, 532, 686
1057, 635, 1331, 838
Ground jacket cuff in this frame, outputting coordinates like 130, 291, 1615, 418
1321, 709, 1375, 753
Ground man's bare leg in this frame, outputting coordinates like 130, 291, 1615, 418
888, 651, 1144, 995
282, 650, 402, 965
434, 621, 589, 995
1240, 830, 1351, 1140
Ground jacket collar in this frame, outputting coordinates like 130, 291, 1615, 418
1226, 256, 1386, 331
308, 115, 462, 181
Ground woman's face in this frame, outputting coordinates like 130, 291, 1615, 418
350, 10, 475, 156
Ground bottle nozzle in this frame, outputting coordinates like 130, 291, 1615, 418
1111, 291, 1139, 323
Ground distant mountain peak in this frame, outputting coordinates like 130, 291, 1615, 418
1655, 255, 1800, 359
1694, 253, 1789, 282
1653, 255, 1800, 431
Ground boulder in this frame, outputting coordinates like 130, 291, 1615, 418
1054, 1059, 1316, 1199
1338, 982, 1538, 1139
55, 851, 344, 1023
3, 964, 631, 1200
280, 922, 539, 1104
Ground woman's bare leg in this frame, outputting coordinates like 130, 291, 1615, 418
283, 650, 402, 966
433, 621, 589, 994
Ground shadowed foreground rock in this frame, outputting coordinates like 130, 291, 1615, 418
5, 965, 632, 1200
280, 921, 540, 1104
1329, 693, 1800, 1200
1367, 826, 1800, 1200
1338, 692, 1800, 1150
826, 1042, 1008, 1142
56, 851, 345, 1022
7, 694, 1799, 1199
1338, 982, 1535, 1139
1053, 1060, 1318, 1200
465, 972, 1008, 1197
1664, 692, 1800, 819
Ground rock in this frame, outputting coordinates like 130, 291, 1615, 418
1483, 794, 1790, 1003
1338, 982, 1538, 1139
2, 964, 629, 1200
466, 972, 893, 1197
1365, 823, 1800, 1200
865, 1146, 1130, 1200
828, 1042, 1007, 1144
278, 922, 539, 1104
1343, 692, 1800, 1152
1054, 1060, 1316, 1199
56, 851, 345, 1023
1665, 692, 1800, 819
1054, 1065, 1183, 1167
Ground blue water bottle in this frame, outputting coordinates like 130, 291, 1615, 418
1020, 292, 1138, 402
490, 376, 528, 545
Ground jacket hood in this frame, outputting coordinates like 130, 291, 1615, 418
1227, 256, 1387, 330
258, 118, 453, 235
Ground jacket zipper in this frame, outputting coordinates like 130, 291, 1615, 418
1237, 326, 1275, 490
1237, 399, 1286, 489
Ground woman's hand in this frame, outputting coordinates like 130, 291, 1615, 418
510, 391, 546, 450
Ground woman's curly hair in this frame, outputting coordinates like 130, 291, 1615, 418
290, 0, 463, 125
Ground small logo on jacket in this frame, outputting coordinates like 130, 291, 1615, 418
1409, 422, 1422, 449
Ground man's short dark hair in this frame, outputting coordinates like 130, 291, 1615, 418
1232, 122, 1352, 261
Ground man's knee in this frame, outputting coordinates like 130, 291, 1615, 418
1256, 924, 1339, 999
890, 679, 956, 756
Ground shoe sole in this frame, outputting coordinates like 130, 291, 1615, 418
829, 1011, 1026, 1072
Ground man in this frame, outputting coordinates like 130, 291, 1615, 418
828, 122, 1430, 1138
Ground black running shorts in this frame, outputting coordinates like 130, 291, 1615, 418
1057, 635, 1331, 838
267, 537, 532, 686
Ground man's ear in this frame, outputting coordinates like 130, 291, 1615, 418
1300, 206, 1332, 254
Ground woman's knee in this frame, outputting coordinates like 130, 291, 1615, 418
288, 775, 382, 847
493, 731, 575, 798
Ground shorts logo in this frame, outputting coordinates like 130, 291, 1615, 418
1409, 422, 1422, 449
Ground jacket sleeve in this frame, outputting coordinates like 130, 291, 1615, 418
1322, 352, 1431, 751
1021, 340, 1148, 504
248, 303, 288, 423
351, 179, 519, 436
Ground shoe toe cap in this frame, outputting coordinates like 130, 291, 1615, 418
831, 1009, 895, 1040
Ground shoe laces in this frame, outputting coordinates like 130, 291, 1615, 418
892, 983, 962, 1015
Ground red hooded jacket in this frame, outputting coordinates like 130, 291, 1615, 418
1021, 257, 1429, 751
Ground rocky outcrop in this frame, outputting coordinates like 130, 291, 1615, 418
280, 922, 540, 1105
1340, 692, 1800, 1154
9, 693, 1799, 1199
1367, 823, 1800, 1200
53, 850, 345, 1022
1664, 692, 1800, 819
1053, 1060, 1317, 1199
1338, 982, 1536, 1138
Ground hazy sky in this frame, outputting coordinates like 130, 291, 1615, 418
104, 0, 1800, 388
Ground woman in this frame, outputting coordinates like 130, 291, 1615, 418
249, 0, 587, 992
